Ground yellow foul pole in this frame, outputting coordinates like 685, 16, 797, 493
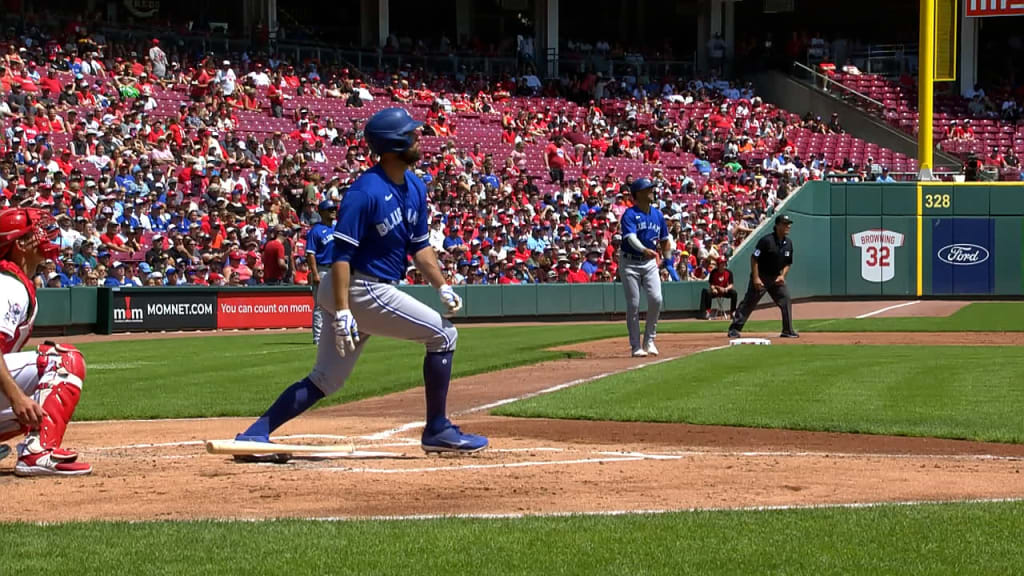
918, 0, 935, 180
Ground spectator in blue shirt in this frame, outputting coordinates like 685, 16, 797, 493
104, 261, 132, 286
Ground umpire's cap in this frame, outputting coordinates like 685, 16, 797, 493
317, 199, 337, 212
365, 108, 423, 155
629, 177, 655, 195
775, 214, 794, 226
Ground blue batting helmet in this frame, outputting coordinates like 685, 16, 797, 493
364, 107, 424, 155
630, 178, 655, 195
317, 200, 336, 212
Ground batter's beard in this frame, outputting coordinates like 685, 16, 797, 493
398, 147, 422, 165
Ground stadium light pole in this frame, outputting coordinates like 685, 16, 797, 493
918, 0, 935, 180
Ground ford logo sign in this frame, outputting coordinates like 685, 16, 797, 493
937, 243, 990, 266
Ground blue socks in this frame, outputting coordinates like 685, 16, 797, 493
240, 377, 325, 439
423, 351, 454, 434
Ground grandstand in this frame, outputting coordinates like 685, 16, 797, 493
2, 0, 1020, 291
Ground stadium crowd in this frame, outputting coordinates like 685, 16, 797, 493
0, 21, 884, 290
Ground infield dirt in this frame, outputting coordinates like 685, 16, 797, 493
2, 328, 1023, 522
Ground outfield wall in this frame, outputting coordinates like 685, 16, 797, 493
752, 181, 1024, 299
34, 181, 1024, 333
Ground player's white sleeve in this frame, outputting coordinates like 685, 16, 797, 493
625, 234, 646, 252
0, 274, 30, 340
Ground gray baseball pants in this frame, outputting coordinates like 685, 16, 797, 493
619, 255, 663, 351
308, 272, 457, 396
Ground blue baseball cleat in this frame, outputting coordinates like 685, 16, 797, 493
0, 444, 9, 463
421, 421, 489, 454
232, 433, 292, 463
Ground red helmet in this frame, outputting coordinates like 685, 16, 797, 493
0, 208, 60, 261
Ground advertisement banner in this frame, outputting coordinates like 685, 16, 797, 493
217, 292, 314, 329
111, 291, 217, 332
966, 0, 1024, 17
931, 218, 995, 294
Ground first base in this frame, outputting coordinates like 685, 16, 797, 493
730, 338, 771, 346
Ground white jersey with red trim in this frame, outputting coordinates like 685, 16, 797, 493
0, 272, 36, 354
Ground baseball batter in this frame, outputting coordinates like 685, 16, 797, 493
0, 208, 92, 476
306, 200, 337, 344
235, 107, 487, 455
618, 178, 670, 357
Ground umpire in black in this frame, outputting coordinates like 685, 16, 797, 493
728, 214, 798, 338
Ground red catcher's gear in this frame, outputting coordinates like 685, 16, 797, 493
0, 207, 60, 260
31, 342, 86, 451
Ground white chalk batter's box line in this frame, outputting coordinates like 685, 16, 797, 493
109, 445, 1024, 471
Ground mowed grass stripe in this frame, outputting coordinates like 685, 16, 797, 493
68, 301, 1024, 421
661, 301, 1024, 333
73, 324, 632, 421
1, 502, 1023, 575
495, 345, 1024, 444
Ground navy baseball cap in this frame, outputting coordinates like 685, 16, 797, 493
630, 178, 655, 195
775, 214, 794, 225
97, 250, 110, 258
317, 200, 336, 211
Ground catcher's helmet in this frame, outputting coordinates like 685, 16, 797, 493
317, 200, 337, 212
364, 107, 423, 155
0, 208, 60, 260
630, 178, 655, 195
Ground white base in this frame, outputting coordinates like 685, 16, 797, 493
730, 338, 772, 346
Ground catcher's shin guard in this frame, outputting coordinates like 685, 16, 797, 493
15, 342, 91, 476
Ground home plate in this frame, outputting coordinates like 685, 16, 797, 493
730, 338, 771, 346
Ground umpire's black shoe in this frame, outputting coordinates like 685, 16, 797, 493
779, 331, 800, 339
728, 329, 741, 338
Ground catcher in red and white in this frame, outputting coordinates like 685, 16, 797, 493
0, 207, 92, 476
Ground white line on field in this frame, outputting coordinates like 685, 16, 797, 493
321, 455, 663, 474
490, 447, 564, 453
629, 449, 1024, 462
363, 345, 730, 441
855, 300, 921, 319
90, 435, 419, 452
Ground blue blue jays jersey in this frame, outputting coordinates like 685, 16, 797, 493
332, 165, 430, 281
305, 222, 334, 267
620, 206, 669, 257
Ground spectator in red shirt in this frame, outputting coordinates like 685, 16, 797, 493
37, 68, 62, 98
565, 254, 589, 283
261, 227, 287, 284
544, 135, 569, 184
699, 257, 737, 319
267, 80, 285, 118
100, 221, 132, 254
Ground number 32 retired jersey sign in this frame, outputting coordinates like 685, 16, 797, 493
851, 229, 905, 283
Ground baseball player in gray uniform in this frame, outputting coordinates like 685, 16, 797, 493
234, 108, 488, 456
618, 178, 670, 357
306, 200, 337, 344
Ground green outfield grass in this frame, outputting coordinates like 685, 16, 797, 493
71, 301, 1024, 421
663, 301, 1024, 333
1, 501, 1021, 575
495, 344, 1024, 443
74, 324, 632, 420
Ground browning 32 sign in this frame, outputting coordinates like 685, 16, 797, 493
851, 229, 905, 283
